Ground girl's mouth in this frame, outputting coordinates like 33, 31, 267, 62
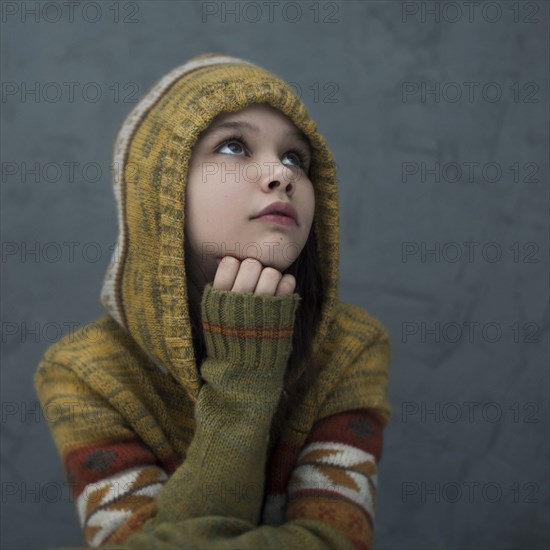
253, 214, 297, 226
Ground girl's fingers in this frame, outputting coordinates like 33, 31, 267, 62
275, 274, 296, 296
254, 267, 283, 296
212, 256, 297, 297
212, 256, 241, 290
231, 257, 263, 293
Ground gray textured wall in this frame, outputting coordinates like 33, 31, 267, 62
2, 1, 548, 549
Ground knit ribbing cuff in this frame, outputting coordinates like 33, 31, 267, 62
200, 282, 301, 396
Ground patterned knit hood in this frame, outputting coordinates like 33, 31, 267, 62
99, 53, 341, 405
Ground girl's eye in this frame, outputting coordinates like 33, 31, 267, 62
284, 152, 303, 168
216, 134, 309, 171
217, 139, 246, 156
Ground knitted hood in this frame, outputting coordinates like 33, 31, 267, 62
99, 53, 341, 404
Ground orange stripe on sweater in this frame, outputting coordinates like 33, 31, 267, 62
202, 322, 293, 339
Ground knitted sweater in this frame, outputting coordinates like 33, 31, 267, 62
33, 53, 392, 550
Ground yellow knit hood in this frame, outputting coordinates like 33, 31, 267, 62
99, 53, 341, 404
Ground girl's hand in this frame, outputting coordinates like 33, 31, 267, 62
212, 256, 296, 297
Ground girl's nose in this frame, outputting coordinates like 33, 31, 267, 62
260, 158, 297, 194
267, 178, 294, 195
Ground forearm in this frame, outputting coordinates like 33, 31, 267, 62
119, 516, 356, 550
151, 283, 301, 528
153, 376, 279, 525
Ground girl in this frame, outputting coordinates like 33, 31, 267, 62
34, 53, 392, 550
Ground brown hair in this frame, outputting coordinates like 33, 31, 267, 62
185, 226, 325, 454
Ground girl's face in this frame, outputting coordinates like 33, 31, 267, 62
185, 102, 315, 285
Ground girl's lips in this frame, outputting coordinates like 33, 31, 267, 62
253, 214, 297, 226
253, 201, 299, 224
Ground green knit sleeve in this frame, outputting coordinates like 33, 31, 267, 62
98, 285, 356, 549
143, 283, 302, 529
199, 282, 302, 406
120, 516, 356, 549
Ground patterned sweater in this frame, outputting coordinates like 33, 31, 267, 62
34, 287, 391, 550
33, 53, 393, 550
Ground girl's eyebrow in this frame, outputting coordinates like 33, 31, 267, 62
207, 120, 311, 150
